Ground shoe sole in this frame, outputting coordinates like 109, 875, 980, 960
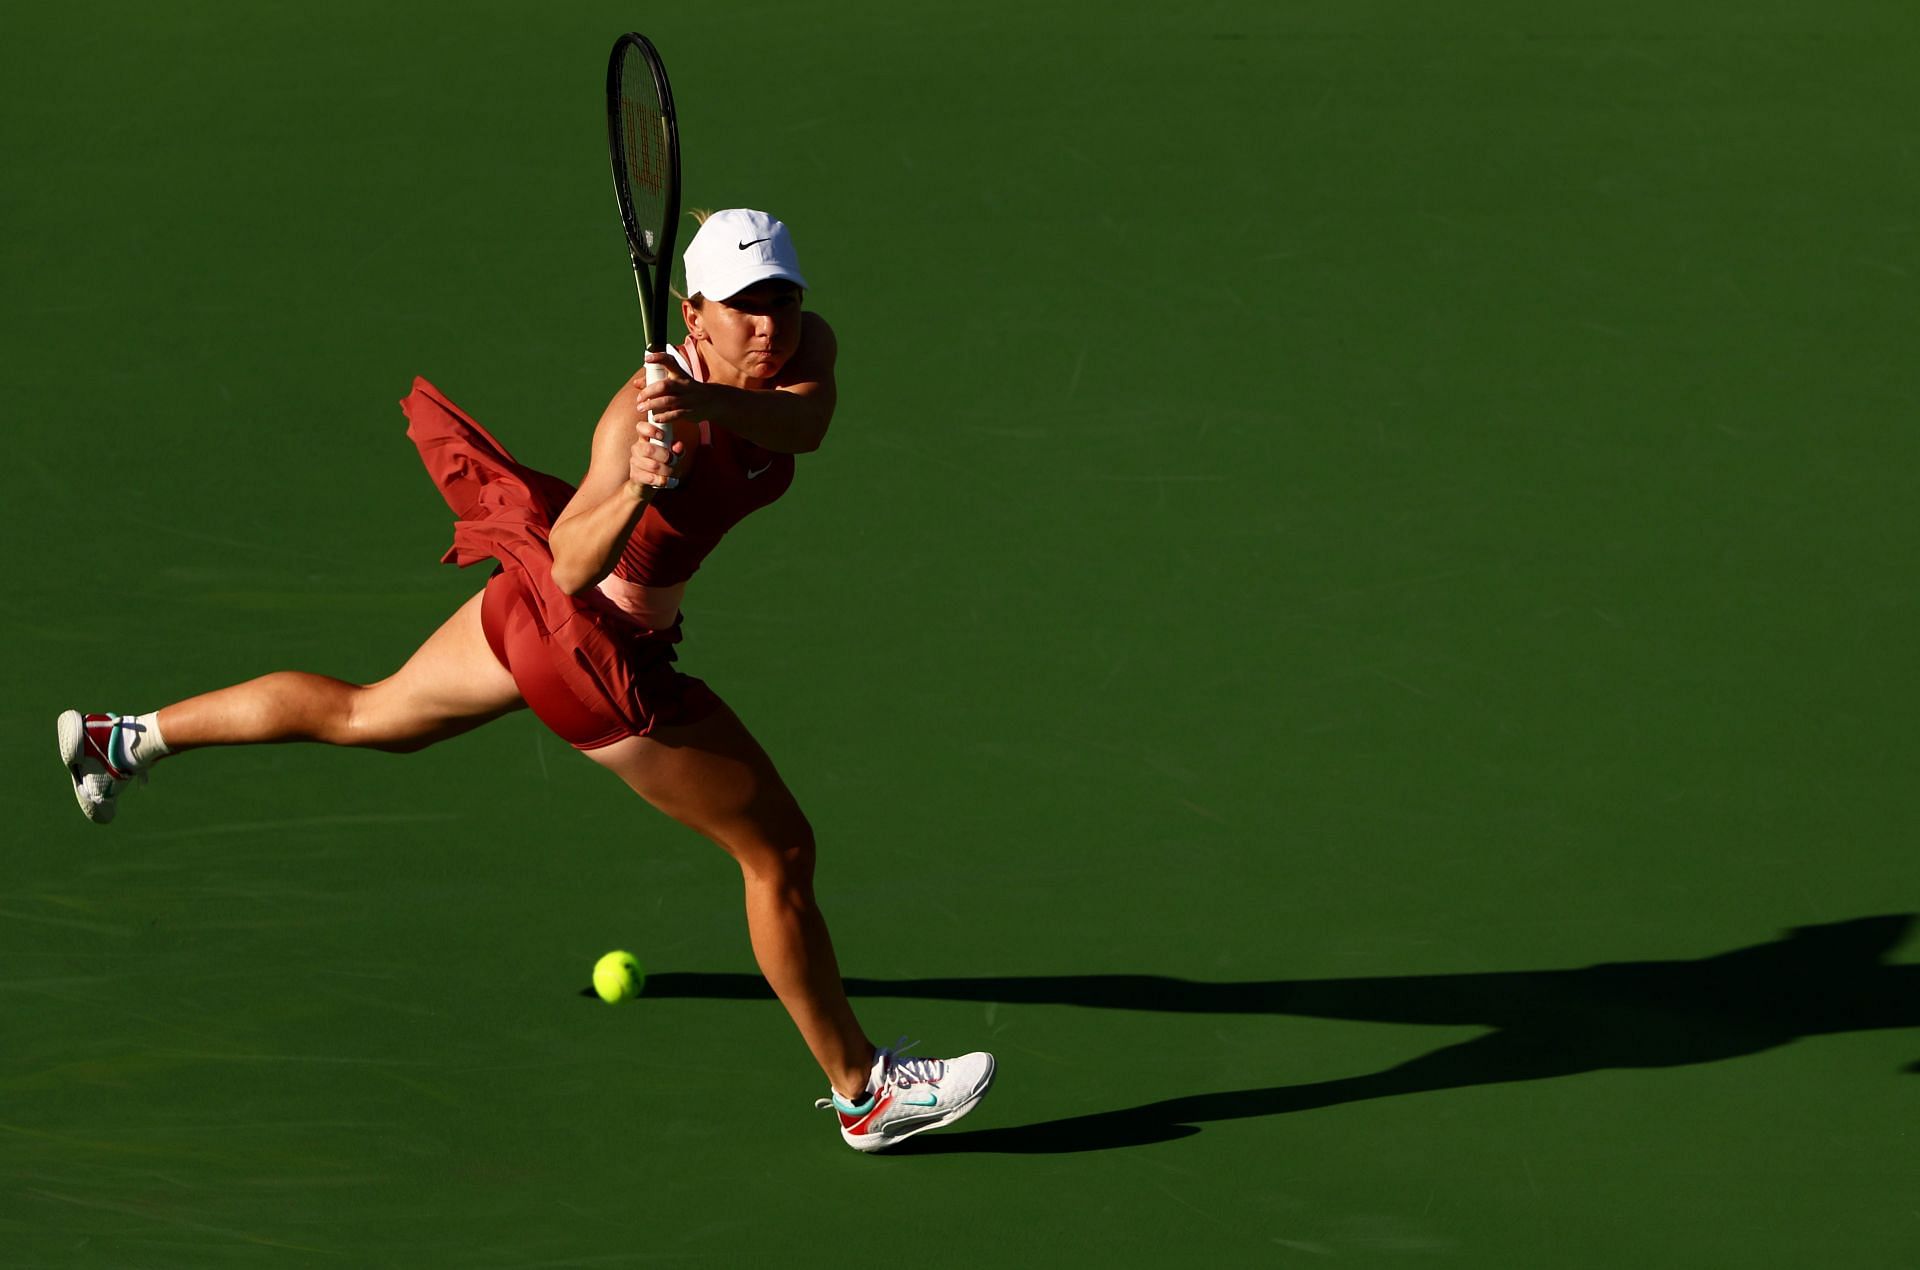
56, 709, 114, 825
848, 1055, 997, 1153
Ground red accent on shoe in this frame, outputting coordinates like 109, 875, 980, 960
837, 1091, 894, 1138
80, 714, 136, 782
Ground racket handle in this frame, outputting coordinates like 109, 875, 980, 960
641, 356, 677, 488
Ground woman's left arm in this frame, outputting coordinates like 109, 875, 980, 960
639, 312, 838, 454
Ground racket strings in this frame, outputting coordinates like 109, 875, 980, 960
606, 32, 679, 349
618, 47, 671, 260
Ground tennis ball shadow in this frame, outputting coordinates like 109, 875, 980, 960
580, 984, 658, 999
646, 914, 1920, 1155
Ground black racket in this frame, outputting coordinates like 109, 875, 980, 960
606, 34, 682, 466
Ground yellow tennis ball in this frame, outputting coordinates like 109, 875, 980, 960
592, 951, 643, 1004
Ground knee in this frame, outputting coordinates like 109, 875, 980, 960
734, 812, 817, 887
342, 682, 437, 753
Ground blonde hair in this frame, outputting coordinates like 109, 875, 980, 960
673, 208, 714, 304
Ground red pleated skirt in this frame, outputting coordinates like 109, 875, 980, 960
401, 377, 718, 748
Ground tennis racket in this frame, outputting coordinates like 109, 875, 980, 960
605, 33, 682, 474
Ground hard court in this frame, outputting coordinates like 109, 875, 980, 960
4, 1, 1917, 1265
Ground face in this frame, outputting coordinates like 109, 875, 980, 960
683, 280, 805, 386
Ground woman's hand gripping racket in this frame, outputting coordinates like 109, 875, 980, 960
606, 32, 683, 488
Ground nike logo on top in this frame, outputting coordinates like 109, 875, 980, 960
747, 460, 774, 479
738, 237, 770, 250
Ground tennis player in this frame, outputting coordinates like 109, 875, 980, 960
56, 209, 993, 1153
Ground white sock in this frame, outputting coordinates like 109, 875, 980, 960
127, 712, 170, 767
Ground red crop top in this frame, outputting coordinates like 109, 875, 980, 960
612, 339, 796, 587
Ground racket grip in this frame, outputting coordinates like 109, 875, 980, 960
641, 356, 677, 488
643, 357, 671, 446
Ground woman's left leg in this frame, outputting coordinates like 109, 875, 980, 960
154, 589, 522, 754
579, 701, 875, 1101
59, 589, 522, 825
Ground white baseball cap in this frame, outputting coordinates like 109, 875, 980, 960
682, 208, 808, 302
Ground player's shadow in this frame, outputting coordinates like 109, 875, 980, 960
643, 915, 1920, 1155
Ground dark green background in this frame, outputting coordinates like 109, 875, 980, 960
6, 1, 1917, 1264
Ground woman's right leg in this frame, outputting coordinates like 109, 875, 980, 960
580, 703, 876, 1101
157, 590, 523, 754
580, 701, 996, 1150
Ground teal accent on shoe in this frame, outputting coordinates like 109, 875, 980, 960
109, 718, 138, 773
832, 1091, 876, 1115
904, 1094, 938, 1107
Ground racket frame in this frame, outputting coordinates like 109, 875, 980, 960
605, 31, 684, 479
605, 31, 682, 358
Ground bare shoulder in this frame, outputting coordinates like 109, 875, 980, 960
801, 309, 837, 349
781, 311, 838, 385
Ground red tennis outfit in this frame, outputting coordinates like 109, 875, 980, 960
402, 340, 796, 749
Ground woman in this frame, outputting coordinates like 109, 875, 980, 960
55, 208, 993, 1153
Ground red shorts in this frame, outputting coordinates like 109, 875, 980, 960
479, 567, 719, 751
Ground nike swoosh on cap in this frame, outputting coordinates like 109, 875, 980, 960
738, 237, 771, 250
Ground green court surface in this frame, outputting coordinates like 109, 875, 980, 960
6, 1, 1919, 1265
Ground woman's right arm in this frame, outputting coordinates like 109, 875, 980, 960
548, 378, 682, 596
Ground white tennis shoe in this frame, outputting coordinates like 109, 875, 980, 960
57, 710, 150, 824
816, 1041, 995, 1152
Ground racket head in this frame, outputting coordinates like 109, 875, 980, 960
606, 32, 681, 351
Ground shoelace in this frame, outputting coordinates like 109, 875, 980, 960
882, 1054, 948, 1091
